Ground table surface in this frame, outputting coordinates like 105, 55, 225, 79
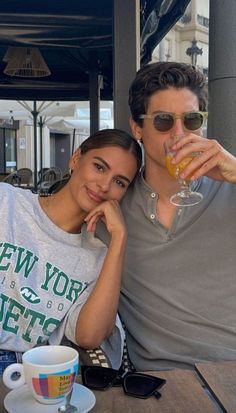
89, 370, 220, 413
0, 369, 221, 413
195, 360, 236, 413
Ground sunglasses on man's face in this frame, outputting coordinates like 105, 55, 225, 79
139, 111, 208, 133
81, 365, 166, 399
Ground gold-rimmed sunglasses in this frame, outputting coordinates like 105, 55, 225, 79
139, 111, 208, 133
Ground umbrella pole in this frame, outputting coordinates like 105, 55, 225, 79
72, 128, 76, 156
31, 101, 38, 192
38, 116, 44, 174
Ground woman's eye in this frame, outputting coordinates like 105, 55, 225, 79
94, 163, 104, 172
115, 179, 126, 188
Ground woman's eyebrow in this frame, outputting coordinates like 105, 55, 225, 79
93, 156, 131, 184
93, 156, 110, 169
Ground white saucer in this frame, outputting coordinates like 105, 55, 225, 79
4, 382, 96, 413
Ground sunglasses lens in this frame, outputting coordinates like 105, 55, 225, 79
184, 112, 204, 130
81, 366, 117, 390
153, 113, 174, 132
123, 373, 166, 398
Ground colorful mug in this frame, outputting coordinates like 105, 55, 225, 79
3, 345, 79, 405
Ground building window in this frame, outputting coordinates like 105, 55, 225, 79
197, 14, 209, 28
0, 127, 17, 173
5, 129, 17, 172
180, 13, 191, 24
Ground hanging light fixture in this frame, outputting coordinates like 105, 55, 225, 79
3, 47, 51, 77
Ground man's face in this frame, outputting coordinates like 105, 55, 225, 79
131, 87, 200, 170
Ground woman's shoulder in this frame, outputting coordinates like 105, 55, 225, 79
0, 182, 36, 203
0, 182, 15, 198
0, 181, 14, 191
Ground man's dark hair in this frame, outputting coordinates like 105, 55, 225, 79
129, 62, 208, 126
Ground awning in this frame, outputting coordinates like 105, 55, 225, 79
0, 0, 191, 100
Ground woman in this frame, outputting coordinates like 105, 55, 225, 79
0, 128, 142, 374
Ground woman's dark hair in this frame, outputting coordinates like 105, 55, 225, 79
80, 128, 142, 174
129, 62, 208, 126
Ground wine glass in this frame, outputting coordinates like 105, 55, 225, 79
164, 134, 203, 207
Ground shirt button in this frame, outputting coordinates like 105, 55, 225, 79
151, 192, 156, 198
150, 214, 155, 220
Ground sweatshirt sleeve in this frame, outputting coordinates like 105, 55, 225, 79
49, 289, 124, 369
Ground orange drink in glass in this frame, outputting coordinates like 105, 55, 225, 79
164, 135, 203, 207
165, 154, 195, 182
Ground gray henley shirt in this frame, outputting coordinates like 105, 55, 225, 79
119, 172, 236, 371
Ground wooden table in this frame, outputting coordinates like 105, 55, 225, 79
195, 361, 236, 413
0, 369, 220, 413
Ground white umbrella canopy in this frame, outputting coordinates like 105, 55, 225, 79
47, 118, 111, 134
0, 100, 77, 121
0, 99, 114, 122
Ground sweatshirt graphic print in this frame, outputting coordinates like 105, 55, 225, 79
0, 183, 107, 352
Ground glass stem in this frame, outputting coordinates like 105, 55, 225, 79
178, 178, 191, 195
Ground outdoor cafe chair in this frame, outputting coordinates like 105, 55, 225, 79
41, 171, 70, 196
38, 168, 57, 195
47, 176, 70, 195
16, 168, 33, 187
38, 167, 49, 182
50, 166, 63, 181
3, 171, 21, 186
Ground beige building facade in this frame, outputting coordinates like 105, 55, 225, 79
152, 0, 209, 75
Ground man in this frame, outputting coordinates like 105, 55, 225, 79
119, 61, 236, 371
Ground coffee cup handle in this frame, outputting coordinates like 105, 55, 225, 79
3, 363, 25, 389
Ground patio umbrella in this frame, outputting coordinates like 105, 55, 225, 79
0, 99, 77, 189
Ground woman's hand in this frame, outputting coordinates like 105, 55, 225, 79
172, 133, 236, 183
84, 200, 127, 238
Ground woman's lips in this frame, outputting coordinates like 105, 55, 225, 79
87, 188, 103, 203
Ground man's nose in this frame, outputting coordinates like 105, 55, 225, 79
174, 117, 185, 136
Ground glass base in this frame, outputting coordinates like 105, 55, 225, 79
170, 190, 203, 207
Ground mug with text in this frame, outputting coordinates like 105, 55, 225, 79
3, 345, 79, 405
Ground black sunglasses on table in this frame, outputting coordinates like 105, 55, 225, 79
139, 111, 208, 133
81, 365, 166, 399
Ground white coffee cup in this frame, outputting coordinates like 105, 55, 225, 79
3, 345, 79, 405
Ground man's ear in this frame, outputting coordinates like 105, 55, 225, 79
68, 148, 81, 172
129, 117, 142, 141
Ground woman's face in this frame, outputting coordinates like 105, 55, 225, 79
68, 146, 138, 212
